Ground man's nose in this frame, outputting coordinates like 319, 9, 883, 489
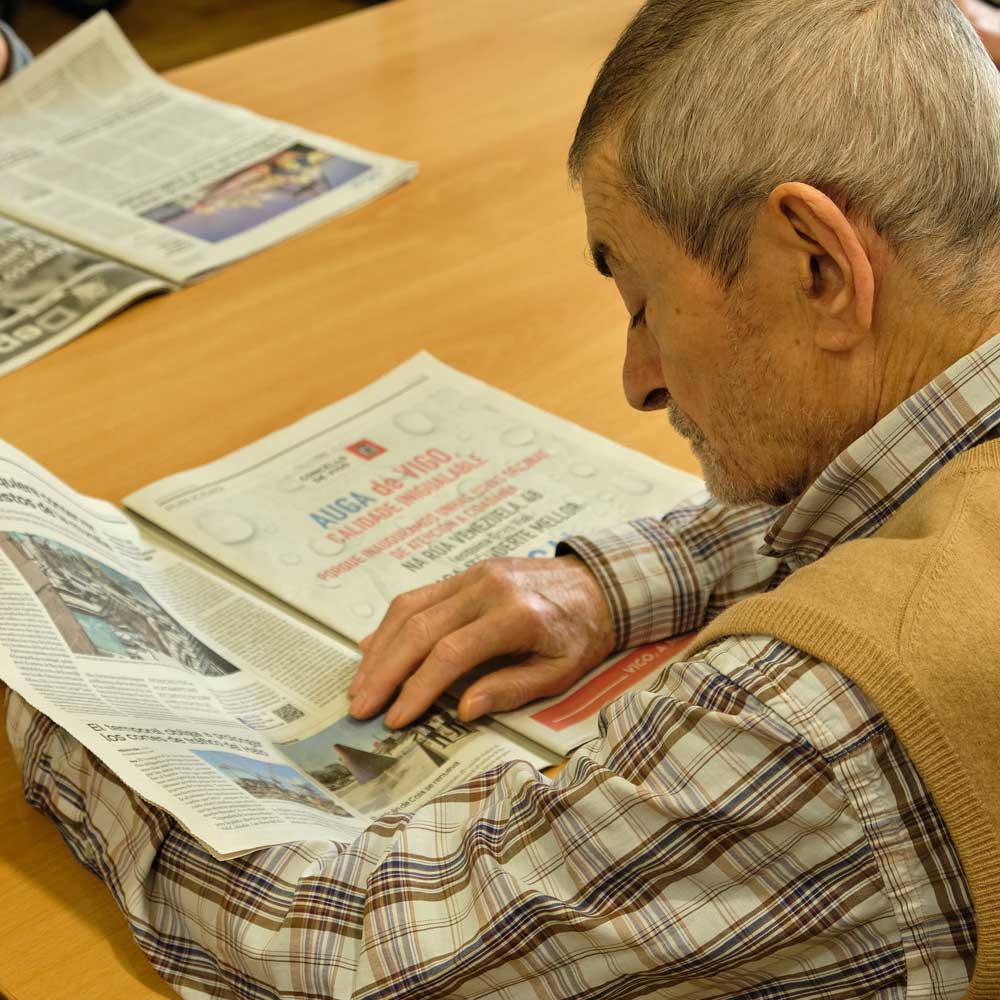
623, 326, 668, 411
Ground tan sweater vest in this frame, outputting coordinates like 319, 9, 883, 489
688, 440, 1000, 999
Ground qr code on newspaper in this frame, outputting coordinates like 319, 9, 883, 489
273, 703, 305, 724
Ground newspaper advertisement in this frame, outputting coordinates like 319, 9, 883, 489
0, 14, 417, 285
0, 441, 550, 857
0, 216, 168, 375
483, 633, 698, 756
125, 354, 703, 754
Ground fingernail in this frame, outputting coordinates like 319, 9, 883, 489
351, 694, 372, 717
348, 674, 363, 697
384, 706, 402, 728
461, 694, 490, 721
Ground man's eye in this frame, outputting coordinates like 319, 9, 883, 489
629, 306, 646, 329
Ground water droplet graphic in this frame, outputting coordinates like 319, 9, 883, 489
309, 535, 346, 557
317, 576, 342, 590
500, 425, 536, 447
279, 552, 302, 566
613, 474, 653, 496
196, 511, 255, 545
351, 601, 375, 619
394, 411, 436, 435
570, 462, 598, 478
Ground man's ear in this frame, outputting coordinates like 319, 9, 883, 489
764, 182, 876, 351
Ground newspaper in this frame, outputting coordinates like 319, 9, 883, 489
0, 14, 417, 285
126, 354, 703, 755
0, 441, 551, 858
0, 217, 168, 375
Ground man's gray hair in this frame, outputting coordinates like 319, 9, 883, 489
569, 0, 1000, 300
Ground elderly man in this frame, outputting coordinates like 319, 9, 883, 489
6, 1, 1000, 998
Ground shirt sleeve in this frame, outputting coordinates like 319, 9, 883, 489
558, 491, 783, 649
5, 641, 907, 1000
0, 21, 32, 79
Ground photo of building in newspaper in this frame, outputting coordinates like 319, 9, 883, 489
192, 749, 353, 818
281, 708, 476, 815
140, 143, 372, 244
1, 532, 238, 676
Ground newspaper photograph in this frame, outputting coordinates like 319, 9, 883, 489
125, 354, 703, 752
0, 14, 417, 284
0, 441, 549, 857
0, 217, 168, 375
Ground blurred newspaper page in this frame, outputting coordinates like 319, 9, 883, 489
125, 354, 703, 750
0, 217, 167, 375
0, 441, 546, 857
0, 14, 417, 285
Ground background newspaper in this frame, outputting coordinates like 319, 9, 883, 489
0, 14, 417, 284
0, 441, 549, 858
126, 354, 704, 756
0, 217, 168, 375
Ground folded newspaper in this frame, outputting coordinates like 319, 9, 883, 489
0, 14, 417, 376
0, 356, 701, 858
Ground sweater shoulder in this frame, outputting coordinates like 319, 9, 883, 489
764, 457, 975, 657
692, 450, 992, 662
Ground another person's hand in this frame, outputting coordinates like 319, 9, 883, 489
0, 31, 10, 80
957, 0, 1000, 65
348, 556, 615, 728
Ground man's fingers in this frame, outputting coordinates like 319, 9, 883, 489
347, 576, 467, 699
456, 657, 583, 721
382, 615, 536, 728
349, 589, 484, 719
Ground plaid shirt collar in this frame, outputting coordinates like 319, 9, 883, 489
761, 331, 1000, 565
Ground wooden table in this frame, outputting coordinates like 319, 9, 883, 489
0, 1, 698, 997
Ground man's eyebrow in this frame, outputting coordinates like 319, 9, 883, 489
589, 241, 614, 278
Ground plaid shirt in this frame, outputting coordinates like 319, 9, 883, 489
10, 338, 1000, 999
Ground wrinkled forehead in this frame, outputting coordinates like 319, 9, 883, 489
579, 145, 670, 278
580, 144, 628, 216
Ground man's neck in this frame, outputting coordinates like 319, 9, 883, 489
872, 269, 1000, 422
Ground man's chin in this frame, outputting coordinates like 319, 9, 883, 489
665, 402, 796, 507
699, 456, 805, 509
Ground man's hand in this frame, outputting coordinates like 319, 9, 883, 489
957, 0, 1000, 65
348, 556, 615, 728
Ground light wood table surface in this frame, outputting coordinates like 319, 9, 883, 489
0, 1, 698, 997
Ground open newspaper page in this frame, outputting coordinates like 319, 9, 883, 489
125, 354, 704, 756
0, 14, 417, 285
0, 216, 168, 375
0, 441, 550, 858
